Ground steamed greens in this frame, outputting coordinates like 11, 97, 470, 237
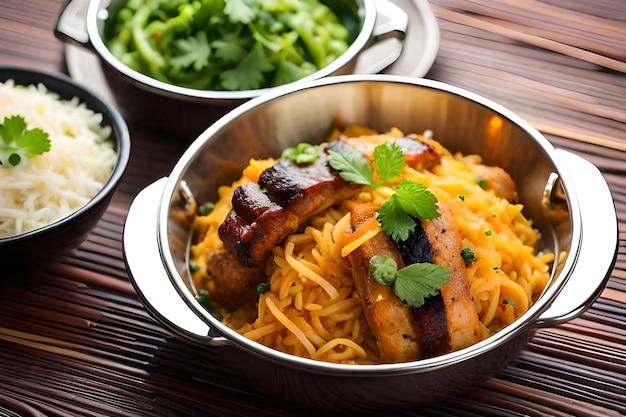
104, 0, 355, 91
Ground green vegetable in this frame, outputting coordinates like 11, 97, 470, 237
104, 0, 354, 91
189, 259, 201, 273
477, 176, 488, 190
327, 145, 375, 186
379, 181, 439, 242
373, 141, 406, 184
198, 201, 215, 216
257, 282, 271, 293
370, 255, 450, 308
327, 142, 440, 242
281, 143, 319, 164
0, 115, 51, 167
460, 247, 475, 265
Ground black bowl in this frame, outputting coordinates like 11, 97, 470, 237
0, 66, 130, 277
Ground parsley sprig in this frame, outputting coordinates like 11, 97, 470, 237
327, 141, 440, 241
370, 255, 450, 308
0, 115, 51, 167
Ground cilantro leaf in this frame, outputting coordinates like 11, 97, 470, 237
224, 0, 255, 24
393, 180, 440, 221
327, 138, 440, 243
369, 255, 450, 308
377, 181, 439, 241
220, 42, 274, 90
373, 142, 405, 184
378, 194, 416, 242
170, 31, 211, 71
394, 263, 450, 308
327, 148, 374, 186
0, 115, 51, 167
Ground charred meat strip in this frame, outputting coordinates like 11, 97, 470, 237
349, 202, 482, 361
422, 205, 483, 351
219, 141, 360, 267
410, 295, 449, 357
347, 203, 422, 363
396, 221, 450, 357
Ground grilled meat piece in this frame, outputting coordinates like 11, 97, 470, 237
410, 295, 449, 357
347, 203, 422, 362
343, 134, 441, 171
219, 181, 301, 267
349, 202, 482, 361
397, 222, 450, 357
397, 135, 441, 170
204, 248, 266, 311
422, 205, 483, 351
219, 142, 360, 267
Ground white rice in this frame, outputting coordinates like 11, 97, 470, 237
0, 79, 117, 238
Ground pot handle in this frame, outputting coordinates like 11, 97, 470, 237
124, 178, 219, 344
534, 149, 617, 327
354, 0, 409, 74
54, 0, 93, 50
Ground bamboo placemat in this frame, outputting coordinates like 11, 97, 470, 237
0, 0, 625, 415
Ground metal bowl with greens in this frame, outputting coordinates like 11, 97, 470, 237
104, 0, 359, 91
55, 0, 411, 139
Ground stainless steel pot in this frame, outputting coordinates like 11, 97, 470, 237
55, 0, 413, 140
123, 74, 618, 411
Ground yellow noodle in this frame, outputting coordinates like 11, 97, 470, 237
264, 295, 317, 357
285, 241, 339, 299
192, 127, 556, 364
316, 338, 367, 359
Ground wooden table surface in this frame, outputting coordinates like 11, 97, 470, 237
1, 1, 625, 416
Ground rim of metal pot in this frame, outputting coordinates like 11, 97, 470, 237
87, 0, 377, 101
158, 74, 582, 376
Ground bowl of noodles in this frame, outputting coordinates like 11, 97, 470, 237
0, 66, 130, 277
123, 74, 617, 411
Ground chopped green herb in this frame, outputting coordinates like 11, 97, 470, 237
372, 141, 406, 184
502, 298, 516, 306
104, 0, 351, 91
477, 176, 488, 190
378, 180, 439, 241
460, 247, 476, 265
369, 255, 450, 308
196, 288, 210, 306
485, 230, 492, 236
493, 266, 500, 273
327, 142, 440, 243
257, 282, 271, 294
370, 255, 397, 285
198, 201, 215, 216
189, 259, 200, 273
459, 194, 465, 201
327, 146, 375, 186
282, 143, 320, 164
0, 115, 51, 167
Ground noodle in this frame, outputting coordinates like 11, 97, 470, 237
191, 127, 555, 364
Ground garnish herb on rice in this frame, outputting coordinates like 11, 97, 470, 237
370, 254, 450, 308
0, 115, 51, 167
328, 141, 449, 308
327, 141, 440, 242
